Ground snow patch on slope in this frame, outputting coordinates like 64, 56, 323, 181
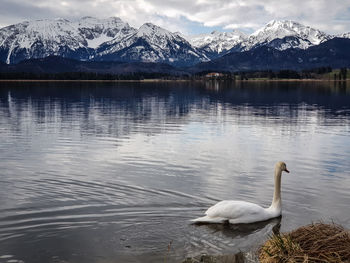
86, 34, 114, 48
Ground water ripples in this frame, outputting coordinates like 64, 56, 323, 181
0, 82, 349, 262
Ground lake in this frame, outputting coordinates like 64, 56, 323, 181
0, 81, 349, 263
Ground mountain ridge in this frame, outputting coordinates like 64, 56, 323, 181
0, 17, 208, 66
0, 17, 349, 67
190, 38, 350, 72
188, 20, 335, 56
1, 38, 350, 76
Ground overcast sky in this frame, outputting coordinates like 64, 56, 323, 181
1, 0, 350, 35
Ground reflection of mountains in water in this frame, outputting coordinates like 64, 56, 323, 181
0, 81, 349, 138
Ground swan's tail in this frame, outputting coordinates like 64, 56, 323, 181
190, 216, 227, 224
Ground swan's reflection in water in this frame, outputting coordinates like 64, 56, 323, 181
186, 217, 281, 262
195, 216, 281, 238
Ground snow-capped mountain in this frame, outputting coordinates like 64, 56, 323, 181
0, 17, 135, 64
0, 17, 208, 66
246, 20, 332, 50
186, 20, 334, 58
0, 17, 348, 66
187, 30, 247, 58
75, 17, 136, 48
339, 32, 350, 38
95, 23, 208, 66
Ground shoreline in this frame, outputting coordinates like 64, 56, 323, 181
0, 79, 349, 83
0, 79, 191, 83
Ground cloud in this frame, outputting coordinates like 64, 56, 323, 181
0, 0, 350, 34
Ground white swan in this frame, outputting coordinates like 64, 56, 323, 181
191, 162, 289, 224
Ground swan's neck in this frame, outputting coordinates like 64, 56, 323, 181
269, 168, 282, 212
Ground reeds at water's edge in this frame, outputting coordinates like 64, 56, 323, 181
259, 223, 350, 263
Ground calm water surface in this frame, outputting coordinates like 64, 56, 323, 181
0, 81, 349, 263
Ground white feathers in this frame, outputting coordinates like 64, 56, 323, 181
191, 200, 276, 224
191, 162, 289, 224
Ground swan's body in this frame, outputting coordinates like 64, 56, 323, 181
192, 162, 289, 224
192, 200, 280, 224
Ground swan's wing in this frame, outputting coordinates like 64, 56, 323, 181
205, 200, 265, 220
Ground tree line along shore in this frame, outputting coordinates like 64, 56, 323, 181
0, 67, 348, 81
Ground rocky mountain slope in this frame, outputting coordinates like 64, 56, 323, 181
190, 38, 350, 72
246, 20, 331, 50
1, 38, 349, 75
188, 20, 334, 56
95, 23, 208, 66
0, 17, 208, 66
0, 17, 135, 64
187, 30, 247, 59
0, 17, 349, 67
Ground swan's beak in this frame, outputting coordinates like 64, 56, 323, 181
284, 168, 290, 173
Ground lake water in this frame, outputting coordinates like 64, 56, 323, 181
0, 81, 349, 263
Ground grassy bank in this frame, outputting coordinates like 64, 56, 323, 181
259, 223, 350, 263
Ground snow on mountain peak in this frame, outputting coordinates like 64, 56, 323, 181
93, 20, 208, 65
137, 23, 173, 38
339, 32, 350, 38
248, 20, 331, 50
231, 29, 246, 37
188, 29, 247, 55
0, 17, 136, 63
0, 17, 347, 65
187, 20, 334, 55
252, 20, 307, 37
74, 17, 134, 48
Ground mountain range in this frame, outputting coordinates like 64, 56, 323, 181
191, 38, 350, 72
0, 17, 350, 72
0, 17, 207, 66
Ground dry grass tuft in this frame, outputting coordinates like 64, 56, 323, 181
259, 223, 350, 263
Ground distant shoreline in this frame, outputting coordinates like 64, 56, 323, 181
0, 79, 190, 83
0, 79, 349, 83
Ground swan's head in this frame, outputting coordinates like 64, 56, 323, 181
276, 161, 289, 173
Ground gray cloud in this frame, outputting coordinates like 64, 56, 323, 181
0, 0, 350, 34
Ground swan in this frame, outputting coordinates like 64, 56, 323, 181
191, 161, 289, 224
